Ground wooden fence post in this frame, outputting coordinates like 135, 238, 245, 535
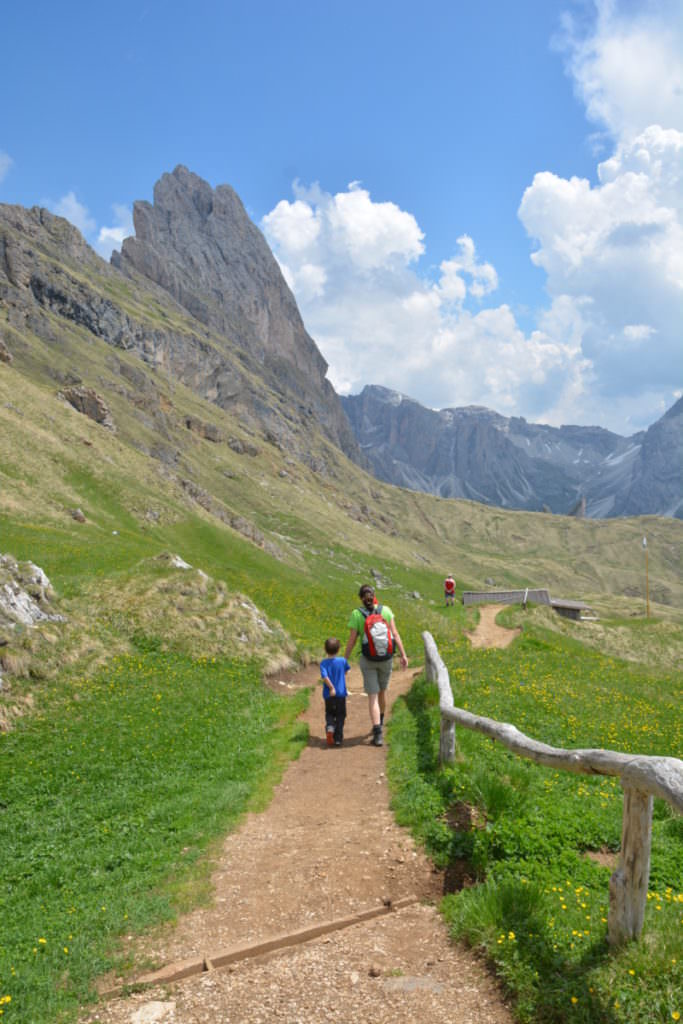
440, 715, 456, 767
424, 653, 435, 683
608, 785, 653, 945
422, 632, 457, 766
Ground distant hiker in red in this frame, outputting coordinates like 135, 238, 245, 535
319, 637, 350, 747
444, 573, 456, 606
344, 584, 408, 747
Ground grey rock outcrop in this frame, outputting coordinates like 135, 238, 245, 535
184, 416, 222, 442
61, 385, 115, 430
113, 166, 324, 376
606, 396, 683, 518
112, 166, 360, 460
0, 555, 62, 630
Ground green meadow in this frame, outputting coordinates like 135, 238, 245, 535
388, 614, 682, 1024
1, 650, 308, 1022
0, 505, 438, 1024
1, 333, 682, 1022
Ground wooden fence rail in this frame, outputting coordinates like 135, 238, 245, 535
422, 630, 683, 946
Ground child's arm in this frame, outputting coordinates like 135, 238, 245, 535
320, 672, 336, 696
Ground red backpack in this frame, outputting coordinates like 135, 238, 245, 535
360, 605, 394, 661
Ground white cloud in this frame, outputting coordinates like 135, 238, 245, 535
0, 151, 12, 184
96, 203, 134, 259
262, 197, 320, 253
519, 124, 683, 422
263, 179, 424, 278
325, 182, 424, 269
524, 1, 683, 430
52, 191, 96, 236
623, 324, 656, 343
556, 0, 683, 143
264, 123, 681, 433
437, 236, 499, 304
258, 3, 682, 436
262, 182, 587, 425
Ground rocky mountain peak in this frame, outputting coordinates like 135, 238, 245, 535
1, 169, 362, 462
108, 166, 361, 459
113, 165, 327, 382
0, 204, 105, 284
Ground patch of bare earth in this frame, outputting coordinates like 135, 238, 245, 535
466, 604, 521, 649
82, 664, 513, 1024
584, 847, 619, 870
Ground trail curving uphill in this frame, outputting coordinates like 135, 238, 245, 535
83, 664, 513, 1024
466, 603, 521, 649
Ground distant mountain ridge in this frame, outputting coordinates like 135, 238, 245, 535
1, 164, 679, 521
342, 386, 683, 519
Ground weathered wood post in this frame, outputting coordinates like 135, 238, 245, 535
422, 632, 456, 766
608, 784, 653, 945
424, 641, 436, 684
439, 709, 456, 766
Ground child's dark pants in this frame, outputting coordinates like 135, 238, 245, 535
324, 696, 347, 743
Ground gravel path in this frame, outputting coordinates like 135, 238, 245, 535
82, 657, 514, 1024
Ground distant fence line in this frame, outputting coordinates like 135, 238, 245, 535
462, 588, 551, 606
461, 589, 593, 621
422, 630, 683, 946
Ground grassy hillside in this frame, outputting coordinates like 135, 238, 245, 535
388, 618, 682, 1023
2, 327, 682, 610
0, 307, 681, 1023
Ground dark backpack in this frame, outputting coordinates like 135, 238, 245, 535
360, 605, 394, 661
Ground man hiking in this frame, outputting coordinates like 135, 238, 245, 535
444, 573, 456, 606
344, 584, 408, 746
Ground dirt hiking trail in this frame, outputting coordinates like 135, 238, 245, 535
466, 604, 521, 649
83, 639, 514, 1024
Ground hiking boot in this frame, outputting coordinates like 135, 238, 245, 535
372, 725, 383, 747
326, 729, 335, 747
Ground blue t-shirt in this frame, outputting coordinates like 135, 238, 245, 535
319, 656, 350, 699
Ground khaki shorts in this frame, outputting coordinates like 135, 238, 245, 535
359, 654, 393, 695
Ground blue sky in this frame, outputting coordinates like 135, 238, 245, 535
2, 0, 682, 435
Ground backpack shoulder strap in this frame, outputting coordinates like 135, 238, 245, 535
359, 604, 382, 619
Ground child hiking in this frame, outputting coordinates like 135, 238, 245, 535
319, 637, 350, 747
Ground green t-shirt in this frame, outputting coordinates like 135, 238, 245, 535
348, 603, 394, 635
